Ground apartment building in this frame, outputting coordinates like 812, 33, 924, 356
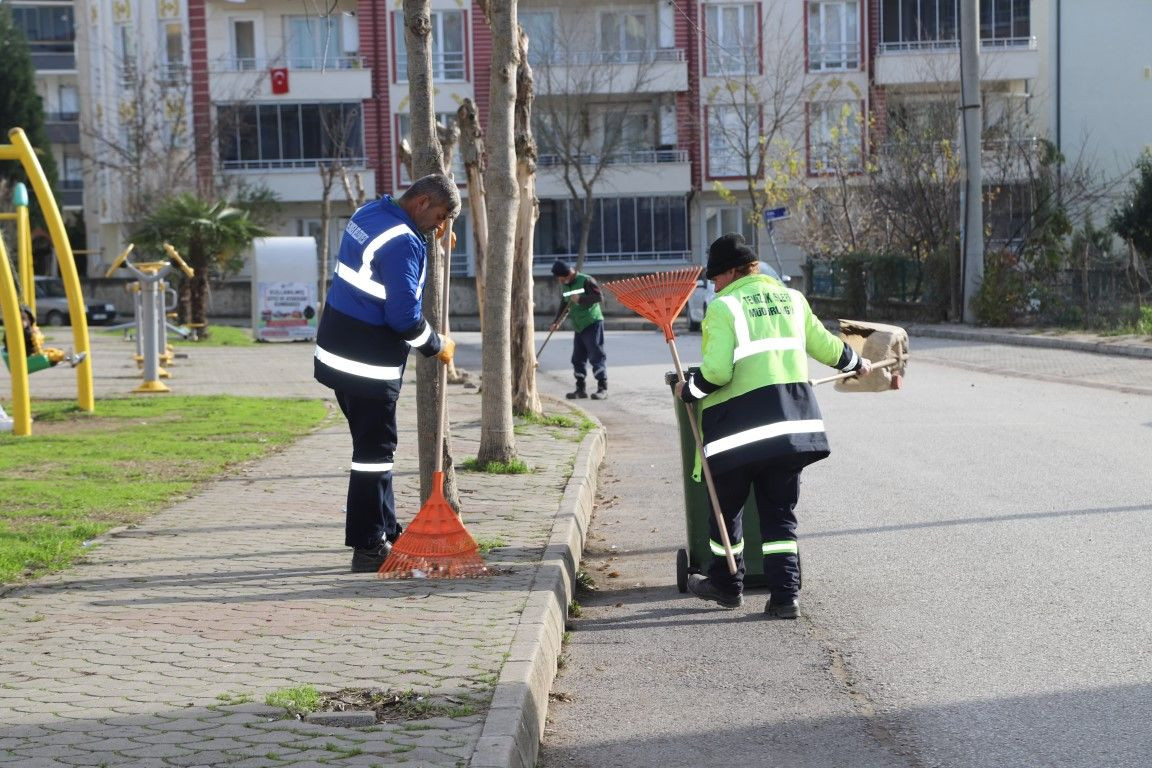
28, 0, 1138, 284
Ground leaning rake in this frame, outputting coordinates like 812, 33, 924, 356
602, 268, 737, 575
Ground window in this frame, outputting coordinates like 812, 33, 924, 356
707, 105, 754, 177
285, 15, 346, 69
11, 4, 75, 68
520, 12, 555, 67
61, 154, 83, 188
809, 1, 859, 72
218, 103, 364, 168
603, 111, 651, 154
599, 11, 648, 64
394, 11, 465, 81
534, 196, 689, 265
161, 21, 186, 83
704, 206, 754, 246
58, 85, 78, 120
231, 19, 257, 71
704, 4, 758, 76
808, 101, 863, 172
880, 0, 1029, 50
115, 23, 137, 83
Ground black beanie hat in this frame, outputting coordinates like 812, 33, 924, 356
551, 259, 572, 277
706, 233, 756, 279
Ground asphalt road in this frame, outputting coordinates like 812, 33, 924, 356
458, 329, 1152, 768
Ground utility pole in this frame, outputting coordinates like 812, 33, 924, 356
959, 0, 984, 323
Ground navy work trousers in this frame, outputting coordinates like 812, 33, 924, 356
335, 390, 402, 549
571, 320, 607, 386
707, 459, 802, 598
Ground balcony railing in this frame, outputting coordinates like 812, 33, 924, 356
877, 35, 1036, 53
532, 251, 693, 270
537, 148, 688, 167
533, 48, 684, 68
220, 156, 368, 171
213, 55, 367, 73
396, 51, 466, 81
808, 41, 862, 71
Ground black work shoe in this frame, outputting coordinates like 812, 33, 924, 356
350, 539, 392, 573
765, 598, 799, 620
590, 386, 608, 400
566, 388, 588, 400
687, 574, 743, 609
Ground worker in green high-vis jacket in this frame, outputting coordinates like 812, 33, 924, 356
549, 259, 608, 400
675, 233, 871, 619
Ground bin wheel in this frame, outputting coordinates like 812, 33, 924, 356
676, 548, 689, 593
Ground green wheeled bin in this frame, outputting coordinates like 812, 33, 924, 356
665, 371, 773, 593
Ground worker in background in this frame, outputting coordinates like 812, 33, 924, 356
313, 173, 460, 573
549, 259, 608, 400
676, 233, 870, 619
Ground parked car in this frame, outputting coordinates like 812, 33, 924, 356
685, 261, 785, 332
33, 276, 118, 326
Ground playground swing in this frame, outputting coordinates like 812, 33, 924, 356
1, 301, 83, 374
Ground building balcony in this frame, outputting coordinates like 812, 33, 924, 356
219, 160, 375, 203
875, 37, 1039, 86
43, 113, 80, 144
209, 57, 372, 102
535, 149, 691, 197
58, 179, 82, 209
533, 49, 687, 95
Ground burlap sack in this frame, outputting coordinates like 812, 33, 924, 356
834, 320, 909, 392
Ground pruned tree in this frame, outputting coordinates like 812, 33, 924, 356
402, 0, 463, 507
457, 99, 489, 327
476, 0, 519, 465
529, 10, 666, 272
511, 23, 541, 417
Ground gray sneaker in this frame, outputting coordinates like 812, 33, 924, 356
687, 574, 743, 609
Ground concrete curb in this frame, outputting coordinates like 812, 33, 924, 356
906, 324, 1152, 359
469, 407, 606, 768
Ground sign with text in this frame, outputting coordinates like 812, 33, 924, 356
763, 206, 789, 222
251, 237, 318, 342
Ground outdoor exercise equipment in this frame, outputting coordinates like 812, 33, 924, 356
104, 243, 194, 393
603, 267, 738, 575
0, 128, 93, 435
380, 223, 487, 580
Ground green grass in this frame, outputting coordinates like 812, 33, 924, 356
98, 324, 257, 346
474, 536, 508, 555
267, 684, 321, 717
458, 457, 532, 474
0, 395, 329, 584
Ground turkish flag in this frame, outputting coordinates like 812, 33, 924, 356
270, 67, 289, 95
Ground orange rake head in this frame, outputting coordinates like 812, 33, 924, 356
603, 267, 702, 341
378, 471, 488, 579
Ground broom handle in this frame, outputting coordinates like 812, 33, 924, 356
667, 338, 738, 576
810, 356, 899, 386
536, 305, 569, 359
435, 223, 454, 477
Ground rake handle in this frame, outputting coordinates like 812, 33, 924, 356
535, 305, 569, 363
668, 339, 738, 576
435, 223, 454, 478
810, 356, 900, 386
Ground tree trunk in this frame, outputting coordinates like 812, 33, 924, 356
511, 25, 541, 417
457, 99, 489, 329
403, 0, 460, 509
477, 0, 519, 464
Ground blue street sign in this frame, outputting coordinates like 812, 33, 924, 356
763, 206, 789, 222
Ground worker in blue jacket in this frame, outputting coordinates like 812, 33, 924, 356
314, 173, 461, 573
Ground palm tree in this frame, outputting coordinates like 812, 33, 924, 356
132, 194, 268, 334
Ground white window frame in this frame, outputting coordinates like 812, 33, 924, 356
707, 104, 754, 178
704, 205, 754, 247
395, 112, 465, 185
160, 21, 186, 83
285, 14, 346, 70
808, 1, 860, 72
519, 11, 556, 67
229, 16, 263, 71
58, 84, 78, 119
808, 100, 864, 173
704, 3, 758, 77
598, 10, 649, 64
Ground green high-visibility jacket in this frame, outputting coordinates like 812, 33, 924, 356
682, 273, 860, 476
557, 273, 603, 332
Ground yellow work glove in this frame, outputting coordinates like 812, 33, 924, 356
437, 335, 456, 364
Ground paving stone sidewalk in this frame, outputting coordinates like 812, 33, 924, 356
0, 334, 604, 768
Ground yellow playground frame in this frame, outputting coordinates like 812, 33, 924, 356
0, 127, 94, 436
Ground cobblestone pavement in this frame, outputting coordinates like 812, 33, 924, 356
1, 332, 604, 768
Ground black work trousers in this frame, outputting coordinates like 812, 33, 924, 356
335, 390, 402, 549
571, 320, 607, 386
706, 458, 802, 598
